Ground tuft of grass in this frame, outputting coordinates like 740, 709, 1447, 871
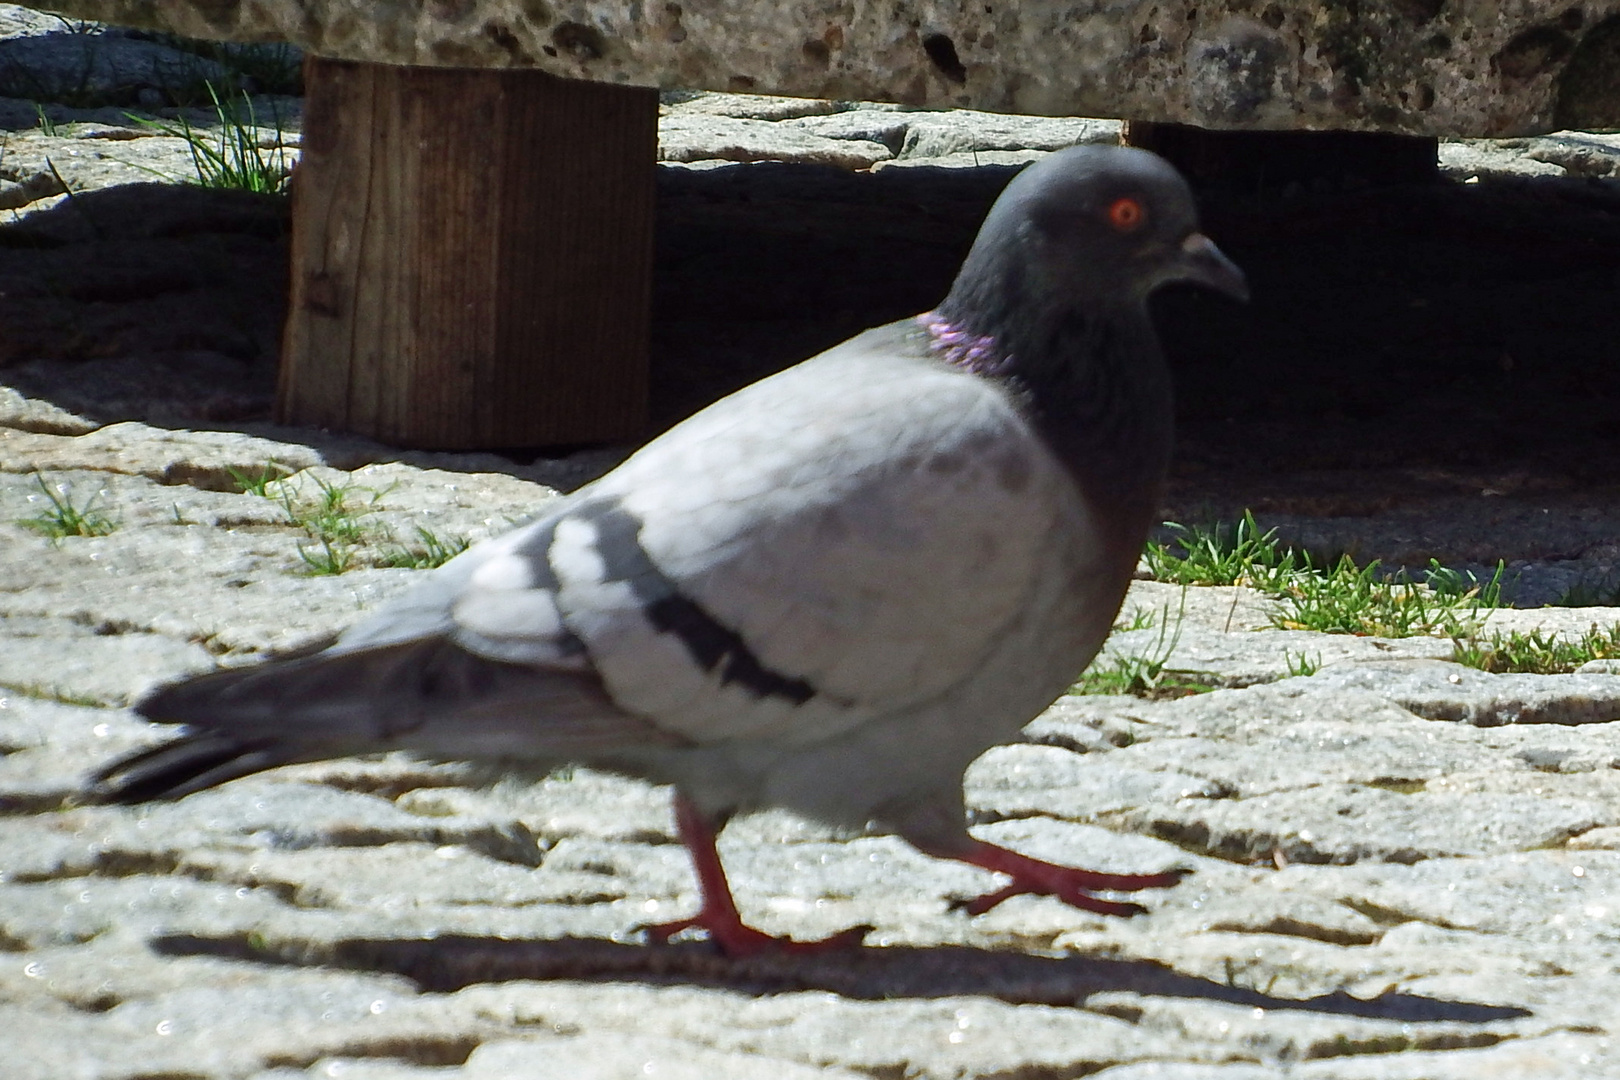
216, 42, 302, 96
1144, 509, 1509, 642
1270, 557, 1501, 639
238, 465, 465, 575
1113, 607, 1156, 633
17, 473, 116, 541
237, 468, 382, 575
1076, 658, 1216, 700
1076, 596, 1217, 700
379, 527, 472, 570
279, 474, 380, 575
132, 82, 293, 195
297, 535, 357, 576
1143, 510, 1302, 593
1451, 623, 1620, 675
1423, 560, 1504, 606
287, 474, 378, 546
226, 461, 294, 497
1284, 650, 1322, 678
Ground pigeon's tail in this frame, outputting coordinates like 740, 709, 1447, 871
89, 730, 306, 804
87, 636, 681, 805
86, 645, 419, 803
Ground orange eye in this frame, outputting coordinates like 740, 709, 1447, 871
1107, 196, 1145, 232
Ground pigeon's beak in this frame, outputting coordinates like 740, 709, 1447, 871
1176, 233, 1249, 302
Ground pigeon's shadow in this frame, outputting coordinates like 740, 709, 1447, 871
153, 932, 1527, 1024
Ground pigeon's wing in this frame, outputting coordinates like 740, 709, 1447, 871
445, 321, 1090, 747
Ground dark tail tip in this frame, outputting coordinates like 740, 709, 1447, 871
88, 733, 282, 805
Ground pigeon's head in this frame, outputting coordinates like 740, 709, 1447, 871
942, 145, 1247, 326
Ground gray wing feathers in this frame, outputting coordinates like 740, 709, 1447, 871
134, 637, 680, 761
331, 498, 578, 657
451, 329, 1087, 746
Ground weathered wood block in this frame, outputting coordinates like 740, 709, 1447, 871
279, 58, 656, 448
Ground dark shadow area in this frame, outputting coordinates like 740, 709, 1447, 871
0, 183, 286, 427
153, 931, 1530, 1024
1164, 176, 1620, 504
8, 165, 1620, 477
653, 161, 1620, 512
4, 165, 1620, 573
648, 160, 1015, 421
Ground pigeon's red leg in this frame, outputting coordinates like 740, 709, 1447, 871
644, 794, 869, 957
916, 838, 1186, 918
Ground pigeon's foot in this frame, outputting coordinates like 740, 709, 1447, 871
660, 792, 873, 957
644, 912, 870, 957
922, 838, 1187, 918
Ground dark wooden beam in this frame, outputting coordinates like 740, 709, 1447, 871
280, 58, 657, 449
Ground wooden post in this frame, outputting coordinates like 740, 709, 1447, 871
1124, 121, 1437, 188
279, 59, 657, 449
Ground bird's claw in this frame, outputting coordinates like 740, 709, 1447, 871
929, 839, 1188, 919
948, 886, 1150, 918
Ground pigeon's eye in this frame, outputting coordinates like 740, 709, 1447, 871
1107, 196, 1146, 233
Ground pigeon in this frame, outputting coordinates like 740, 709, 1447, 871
89, 144, 1247, 957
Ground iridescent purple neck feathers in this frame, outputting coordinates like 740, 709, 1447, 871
917, 311, 1013, 377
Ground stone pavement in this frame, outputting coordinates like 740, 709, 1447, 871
4, 7, 1620, 1078
4, 413, 1620, 1079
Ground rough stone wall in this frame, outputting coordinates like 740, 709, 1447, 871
36, 0, 1620, 136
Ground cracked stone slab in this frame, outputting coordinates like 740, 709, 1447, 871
453, 981, 1177, 1076
1092, 622, 1456, 690
1, 939, 480, 1080
1132, 781, 1607, 865
0, 385, 99, 436
1024, 680, 1620, 866
1440, 139, 1571, 181
38, 0, 1620, 136
0, 628, 215, 705
0, 26, 230, 100
896, 111, 1122, 158
1298, 659, 1620, 726
658, 112, 892, 169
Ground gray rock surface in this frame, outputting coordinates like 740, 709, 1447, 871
658, 112, 892, 169
1, 11, 1618, 209
0, 21, 228, 99
5, 12, 1620, 1077
4, 401, 1620, 1078
34, 0, 1620, 136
